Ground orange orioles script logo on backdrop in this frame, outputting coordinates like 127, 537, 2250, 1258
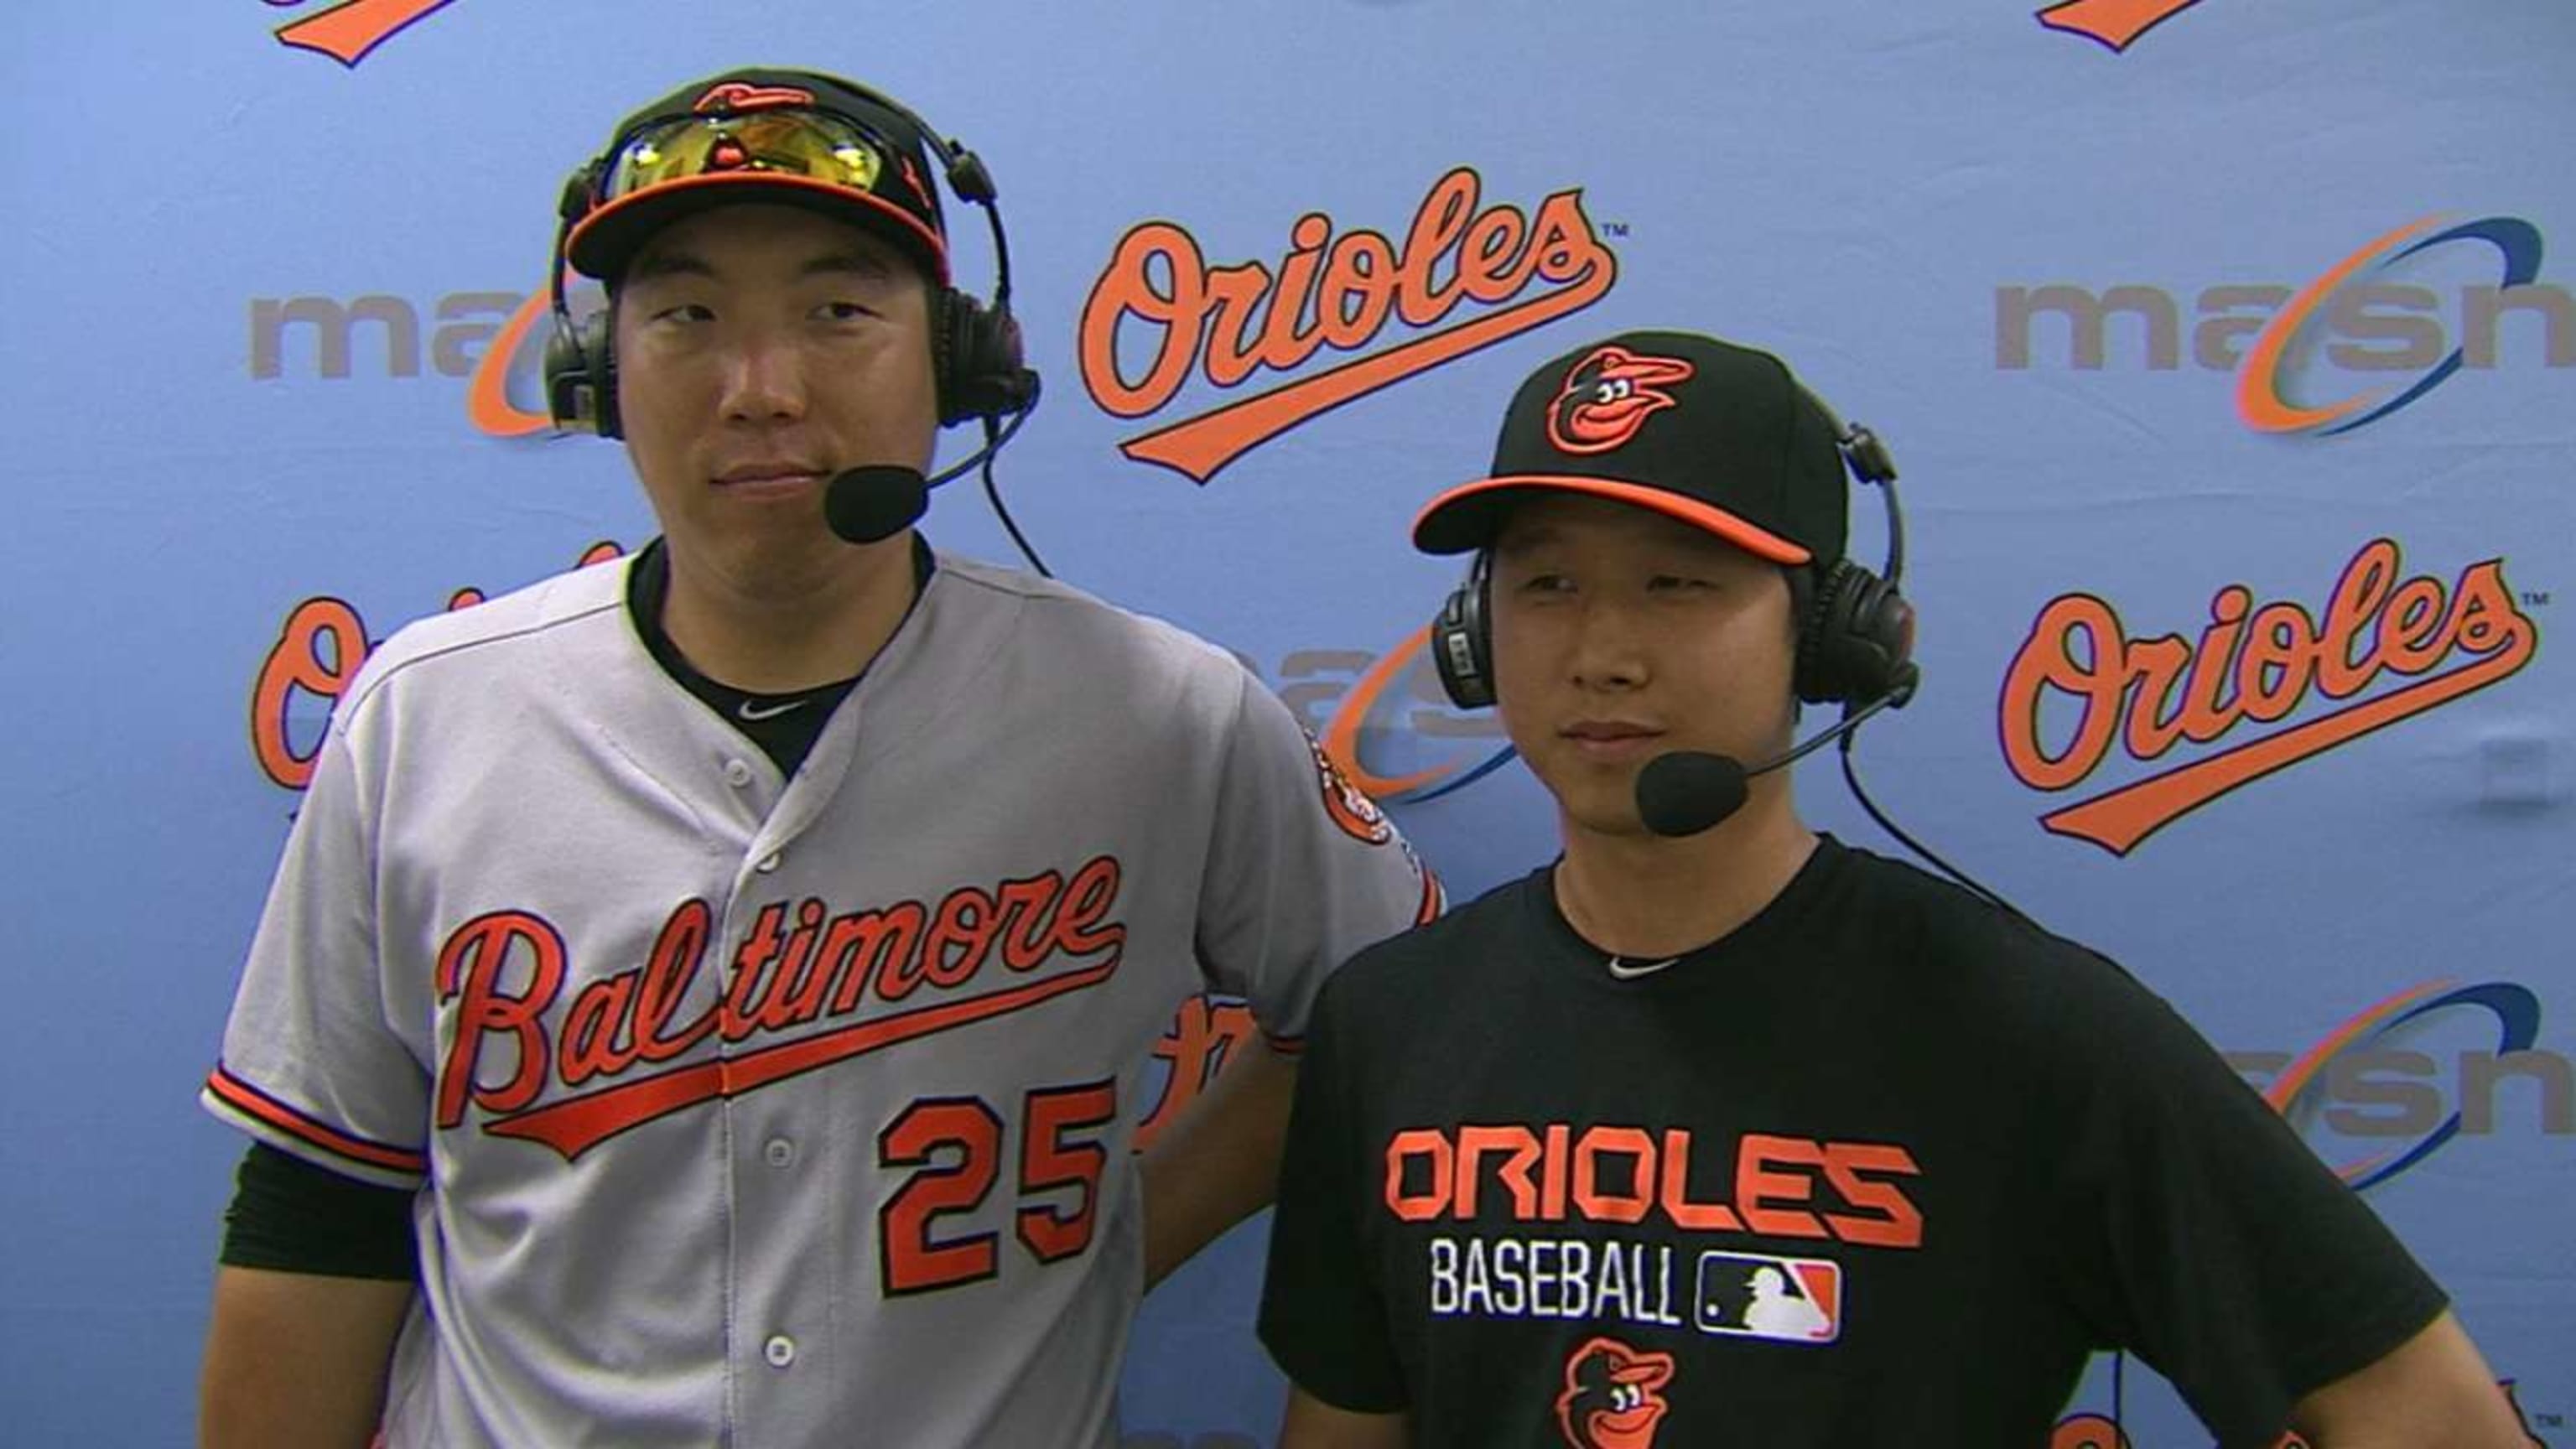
2035, 0, 2207, 53
265, 0, 460, 65
2001, 538, 2538, 855
252, 542, 626, 790
1079, 167, 1620, 484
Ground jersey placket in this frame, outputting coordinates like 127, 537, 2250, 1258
712, 709, 869, 1446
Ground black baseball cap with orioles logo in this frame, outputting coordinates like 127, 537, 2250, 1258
564, 67, 953, 286
1412, 330, 1848, 569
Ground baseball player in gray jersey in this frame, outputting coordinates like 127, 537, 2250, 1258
197, 66, 1437, 1449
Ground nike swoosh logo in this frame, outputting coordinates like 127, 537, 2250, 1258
736, 698, 810, 722
1605, 956, 1680, 981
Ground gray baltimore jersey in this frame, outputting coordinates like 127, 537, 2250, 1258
205, 549, 1439, 1449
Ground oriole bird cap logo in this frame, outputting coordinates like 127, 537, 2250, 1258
1555, 1336, 1676, 1449
1546, 345, 1697, 456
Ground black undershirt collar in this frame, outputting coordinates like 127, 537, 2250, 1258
1535, 837, 1844, 991
623, 536, 935, 776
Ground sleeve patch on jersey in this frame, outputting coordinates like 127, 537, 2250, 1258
1414, 862, 1446, 925
205, 1064, 429, 1177
1307, 734, 1395, 846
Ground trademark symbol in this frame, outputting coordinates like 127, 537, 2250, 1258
1601, 221, 1632, 238
2523, 590, 2552, 607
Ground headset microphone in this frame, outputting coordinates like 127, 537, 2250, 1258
1633, 667, 1920, 838
1633, 754, 1750, 839
823, 382, 1041, 544
823, 466, 933, 545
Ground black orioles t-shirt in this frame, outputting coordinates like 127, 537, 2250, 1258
1259, 838, 2444, 1449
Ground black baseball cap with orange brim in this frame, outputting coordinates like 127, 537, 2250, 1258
1412, 330, 1848, 567
564, 67, 953, 287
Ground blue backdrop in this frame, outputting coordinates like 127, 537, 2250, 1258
1, 2, 2567, 1443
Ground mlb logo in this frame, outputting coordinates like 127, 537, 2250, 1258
1693, 1251, 1841, 1345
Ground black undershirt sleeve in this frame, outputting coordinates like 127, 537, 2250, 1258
219, 1141, 418, 1280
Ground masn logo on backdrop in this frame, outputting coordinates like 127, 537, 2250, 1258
1997, 214, 2569, 435
262, 0, 458, 65
2228, 979, 2570, 1192
1999, 536, 2540, 854
1271, 633, 1515, 808
247, 288, 560, 437
1080, 168, 1620, 484
1192, 628, 1517, 808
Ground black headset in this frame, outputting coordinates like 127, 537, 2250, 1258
1430, 383, 1916, 712
542, 76, 1036, 440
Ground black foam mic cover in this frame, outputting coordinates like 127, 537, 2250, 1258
824, 465, 932, 544
1635, 752, 1751, 839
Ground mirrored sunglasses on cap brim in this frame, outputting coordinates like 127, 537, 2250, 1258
599, 108, 894, 202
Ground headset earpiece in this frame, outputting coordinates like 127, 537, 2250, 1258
937, 288, 1034, 427
541, 162, 624, 439
910, 128, 1034, 426
1794, 558, 1915, 706
1789, 385, 1918, 707
543, 306, 620, 439
1431, 550, 1496, 710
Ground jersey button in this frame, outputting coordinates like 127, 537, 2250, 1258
724, 759, 755, 787
764, 1334, 797, 1368
764, 1137, 795, 1168
755, 852, 782, 873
